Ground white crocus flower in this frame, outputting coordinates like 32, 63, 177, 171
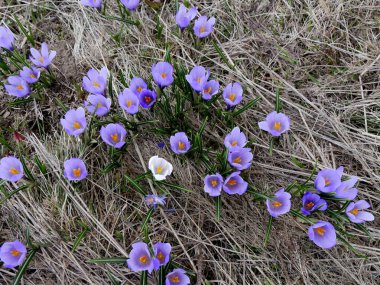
148, 155, 173, 181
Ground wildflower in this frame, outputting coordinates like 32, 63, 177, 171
176, 3, 197, 31
152, 62, 174, 88
0, 240, 27, 268
19, 66, 40, 84
60, 107, 87, 136
165, 268, 190, 285
129, 77, 147, 96
346, 200, 374, 223
118, 88, 140, 114
334, 176, 358, 200
223, 82, 243, 108
0, 156, 24, 182
266, 188, 291, 218
228, 148, 252, 171
84, 94, 111, 117
157, 142, 165, 148
127, 242, 154, 273
4, 76, 30, 97
82, 67, 108, 94
80, 0, 102, 8
185, 66, 210, 92
204, 173, 223, 197
314, 166, 343, 193
170, 132, 191, 154
0, 26, 15, 50
100, 123, 127, 148
301, 192, 327, 215
224, 126, 247, 151
223, 171, 248, 195
258, 111, 290, 137
13, 131, 25, 143
201, 80, 219, 100
30, 42, 56, 68
152, 242, 171, 270
139, 89, 157, 108
148, 156, 173, 181
145, 195, 166, 208
193, 15, 216, 38
120, 0, 139, 11
63, 158, 88, 181
308, 221, 336, 249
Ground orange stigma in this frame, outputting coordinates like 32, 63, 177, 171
16, 85, 24, 90
211, 180, 218, 187
305, 202, 314, 210
9, 168, 19, 175
229, 93, 236, 102
200, 26, 205, 33
39, 56, 44, 63
127, 100, 132, 107
144, 96, 152, 104
137, 86, 143, 93
72, 168, 81, 177
315, 227, 326, 236
227, 179, 237, 186
111, 133, 120, 143
324, 178, 331, 186
204, 86, 212, 94
92, 81, 100, 87
272, 201, 282, 207
157, 251, 164, 261
156, 166, 163, 174
73, 122, 81, 129
233, 156, 242, 163
351, 208, 359, 215
231, 140, 237, 146
171, 276, 180, 283
274, 122, 281, 131
178, 141, 185, 150
11, 250, 21, 257
139, 255, 148, 264
161, 73, 166, 79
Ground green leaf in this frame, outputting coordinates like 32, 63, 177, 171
212, 41, 235, 70
141, 207, 154, 232
14, 15, 36, 47
263, 216, 273, 247
103, 161, 121, 174
20, 156, 35, 181
232, 97, 261, 117
12, 248, 38, 285
156, 181, 192, 193
87, 257, 127, 264
140, 270, 148, 285
106, 271, 121, 285
275, 87, 281, 112
215, 196, 221, 222
72, 227, 90, 252
0, 185, 29, 205
8, 97, 34, 107
125, 175, 147, 195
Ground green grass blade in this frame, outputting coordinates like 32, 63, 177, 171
232, 97, 261, 117
140, 270, 148, 285
125, 175, 147, 195
87, 257, 127, 264
263, 216, 273, 247
215, 196, 221, 221
72, 227, 89, 252
141, 207, 154, 232
12, 248, 38, 285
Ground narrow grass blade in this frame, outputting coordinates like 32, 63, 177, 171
215, 196, 221, 221
232, 97, 261, 117
275, 87, 281, 112
212, 41, 235, 70
20, 156, 35, 181
140, 270, 148, 285
156, 181, 191, 193
106, 271, 121, 285
12, 248, 38, 285
263, 216, 273, 247
87, 257, 127, 264
125, 174, 147, 195
72, 227, 89, 252
141, 207, 154, 232
0, 185, 29, 205
14, 15, 36, 47
159, 266, 165, 285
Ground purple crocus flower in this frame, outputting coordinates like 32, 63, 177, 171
30, 42, 56, 68
145, 195, 166, 208
258, 111, 290, 137
119, 88, 140, 114
204, 173, 223, 197
346, 200, 374, 223
4, 76, 30, 97
334, 176, 358, 200
152, 242, 171, 270
223, 82, 243, 107
170, 132, 191, 154
193, 15, 216, 38
80, 0, 102, 8
139, 89, 157, 108
0, 26, 15, 50
152, 62, 174, 88
301, 192, 327, 215
0, 156, 24, 182
60, 107, 87, 136
120, 0, 139, 11
223, 171, 248, 195
308, 221, 336, 249
166, 268, 190, 285
228, 148, 252, 171
63, 158, 88, 181
127, 242, 154, 273
0, 240, 27, 268
19, 66, 40, 84
201, 80, 219, 100
176, 3, 197, 30
266, 188, 291, 218
129, 77, 147, 96
224, 126, 247, 151
100, 123, 127, 148
84, 94, 111, 117
314, 166, 343, 193
185, 66, 210, 92
82, 67, 108, 94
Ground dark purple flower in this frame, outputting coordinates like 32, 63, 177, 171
223, 171, 248, 195
80, 0, 102, 8
334, 176, 358, 200
129, 77, 147, 96
127, 242, 154, 273
157, 142, 165, 148
193, 15, 216, 38
60, 107, 87, 136
0, 26, 15, 50
152, 242, 171, 270
266, 188, 291, 218
204, 173, 223, 197
19, 66, 40, 84
223, 82, 243, 107
4, 76, 30, 97
301, 192, 327, 215
139, 89, 157, 108
0, 156, 24, 182
201, 80, 219, 100
165, 268, 190, 285
30, 42, 56, 68
0, 240, 27, 268
185, 66, 210, 92
145, 195, 166, 208
64, 158, 88, 181
224, 126, 247, 151
314, 166, 343, 193
118, 88, 140, 114
84, 94, 111, 117
100, 123, 127, 148
170, 132, 191, 154
346, 200, 374, 223
258, 111, 290, 137
176, 3, 197, 30
152, 62, 174, 88
227, 148, 252, 171
82, 67, 108, 94
308, 221, 336, 249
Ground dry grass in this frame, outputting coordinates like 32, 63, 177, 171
1, 0, 380, 284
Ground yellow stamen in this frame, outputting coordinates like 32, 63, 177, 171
11, 250, 21, 257
272, 201, 282, 207
161, 73, 166, 79
92, 81, 100, 87
200, 26, 205, 33
227, 179, 237, 186
127, 100, 132, 107
39, 56, 44, 63
324, 178, 331, 186
72, 168, 81, 177
233, 156, 242, 163
315, 227, 326, 236
229, 93, 236, 102
137, 86, 143, 93
16, 85, 24, 90
196, 77, 201, 83
211, 180, 218, 187
96, 102, 103, 108
73, 122, 81, 129
157, 251, 164, 261
144, 96, 152, 104
204, 86, 212, 94
305, 202, 315, 210
147, 197, 154, 203
30, 74, 36, 78
274, 122, 281, 131
178, 141, 185, 150
111, 133, 120, 143
231, 140, 237, 146
171, 276, 180, 283
9, 168, 19, 175
351, 208, 359, 215
139, 255, 148, 264
156, 166, 163, 174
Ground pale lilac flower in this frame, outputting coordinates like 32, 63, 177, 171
82, 67, 108, 94
193, 15, 216, 38
152, 242, 171, 270
152, 62, 174, 88
228, 148, 253, 171
19, 66, 40, 84
80, 0, 102, 8
120, 0, 139, 11
314, 166, 344, 193
266, 188, 291, 218
170, 132, 191, 154
0, 240, 27, 268
308, 221, 336, 249
223, 82, 243, 107
201, 80, 219, 100
84, 94, 111, 117
0, 26, 15, 50
166, 268, 190, 285
145, 195, 166, 208
185, 66, 210, 92
63, 158, 88, 181
129, 77, 147, 96
118, 88, 140, 114
334, 176, 358, 200
224, 126, 247, 151
204, 173, 223, 197
223, 171, 248, 195
148, 156, 173, 181
4, 76, 30, 97
60, 107, 87, 136
100, 123, 127, 148
346, 200, 374, 223
176, 3, 197, 30
127, 242, 154, 273
30, 42, 56, 68
258, 111, 290, 137
301, 192, 327, 215
0, 156, 24, 182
